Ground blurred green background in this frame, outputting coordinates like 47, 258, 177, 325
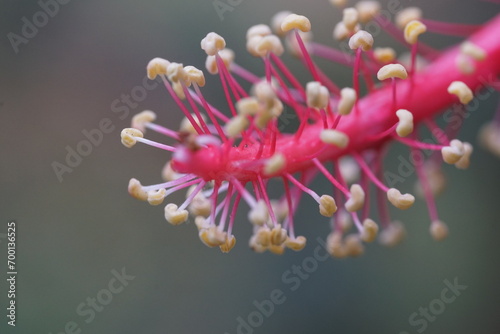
1, 0, 500, 333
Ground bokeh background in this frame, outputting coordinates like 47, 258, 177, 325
1, 0, 500, 333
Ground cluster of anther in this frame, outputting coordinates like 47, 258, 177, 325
121, 0, 496, 256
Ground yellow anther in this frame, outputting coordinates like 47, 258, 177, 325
344, 234, 364, 257
146, 57, 170, 80
378, 221, 406, 247
396, 109, 414, 137
236, 97, 261, 116
172, 81, 186, 100
442, 139, 465, 164
460, 41, 486, 61
377, 63, 408, 80
166, 62, 187, 83
270, 224, 288, 246
448, 81, 473, 104
199, 226, 227, 247
345, 184, 365, 212
281, 14, 311, 33
326, 232, 347, 258
270, 11, 293, 36
224, 115, 250, 138
329, 0, 347, 8
264, 153, 286, 176
220, 235, 236, 253
319, 195, 338, 217
333, 22, 360, 41
187, 187, 211, 217
456, 54, 475, 75
179, 113, 207, 134
430, 220, 448, 241
131, 110, 156, 133
254, 227, 271, 247
254, 35, 284, 57
320, 129, 349, 149
306, 81, 330, 109
355, 1, 381, 23
455, 142, 473, 169
205, 48, 235, 75
338, 87, 357, 116
479, 122, 500, 157
127, 178, 148, 201
249, 235, 267, 253
373, 47, 396, 64
253, 81, 277, 104
404, 20, 426, 45
183, 65, 206, 87
348, 30, 374, 51
164, 203, 189, 225
395, 7, 422, 30
147, 188, 166, 206
387, 188, 415, 210
361, 219, 379, 243
248, 200, 269, 226
121, 128, 143, 148
285, 236, 307, 251
201, 32, 226, 56
343, 7, 359, 31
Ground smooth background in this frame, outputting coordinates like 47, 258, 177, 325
1, 0, 500, 333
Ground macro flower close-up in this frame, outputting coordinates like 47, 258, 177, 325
1, 0, 500, 333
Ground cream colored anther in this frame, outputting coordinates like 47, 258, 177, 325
248, 200, 269, 226
146, 58, 170, 80
172, 81, 185, 100
306, 81, 329, 109
320, 129, 349, 149
285, 236, 307, 251
338, 87, 357, 116
319, 195, 338, 217
333, 22, 360, 41
460, 41, 486, 61
344, 234, 364, 257
255, 35, 284, 57
205, 48, 234, 75
339, 157, 360, 184
396, 7, 422, 29
254, 98, 282, 129
219, 235, 236, 253
236, 97, 261, 116
164, 203, 189, 225
404, 20, 426, 45
377, 63, 408, 80
253, 81, 277, 103
455, 142, 473, 169
456, 54, 475, 75
199, 226, 227, 247
355, 1, 381, 23
345, 184, 365, 212
326, 232, 347, 258
348, 30, 374, 51
396, 109, 414, 137
329, 0, 347, 8
441, 139, 465, 164
361, 219, 379, 243
128, 178, 148, 201
166, 62, 186, 83
378, 221, 406, 247
264, 153, 286, 176
387, 188, 415, 210
195, 216, 210, 231
132, 110, 156, 132
343, 8, 359, 31
147, 188, 166, 206
179, 113, 206, 134
430, 220, 448, 241
246, 24, 272, 39
161, 161, 183, 181
183, 66, 206, 87
373, 47, 396, 64
448, 81, 473, 104
271, 11, 293, 36
270, 225, 288, 246
281, 14, 311, 33
254, 227, 271, 247
121, 128, 143, 148
201, 32, 226, 56
225, 115, 249, 138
